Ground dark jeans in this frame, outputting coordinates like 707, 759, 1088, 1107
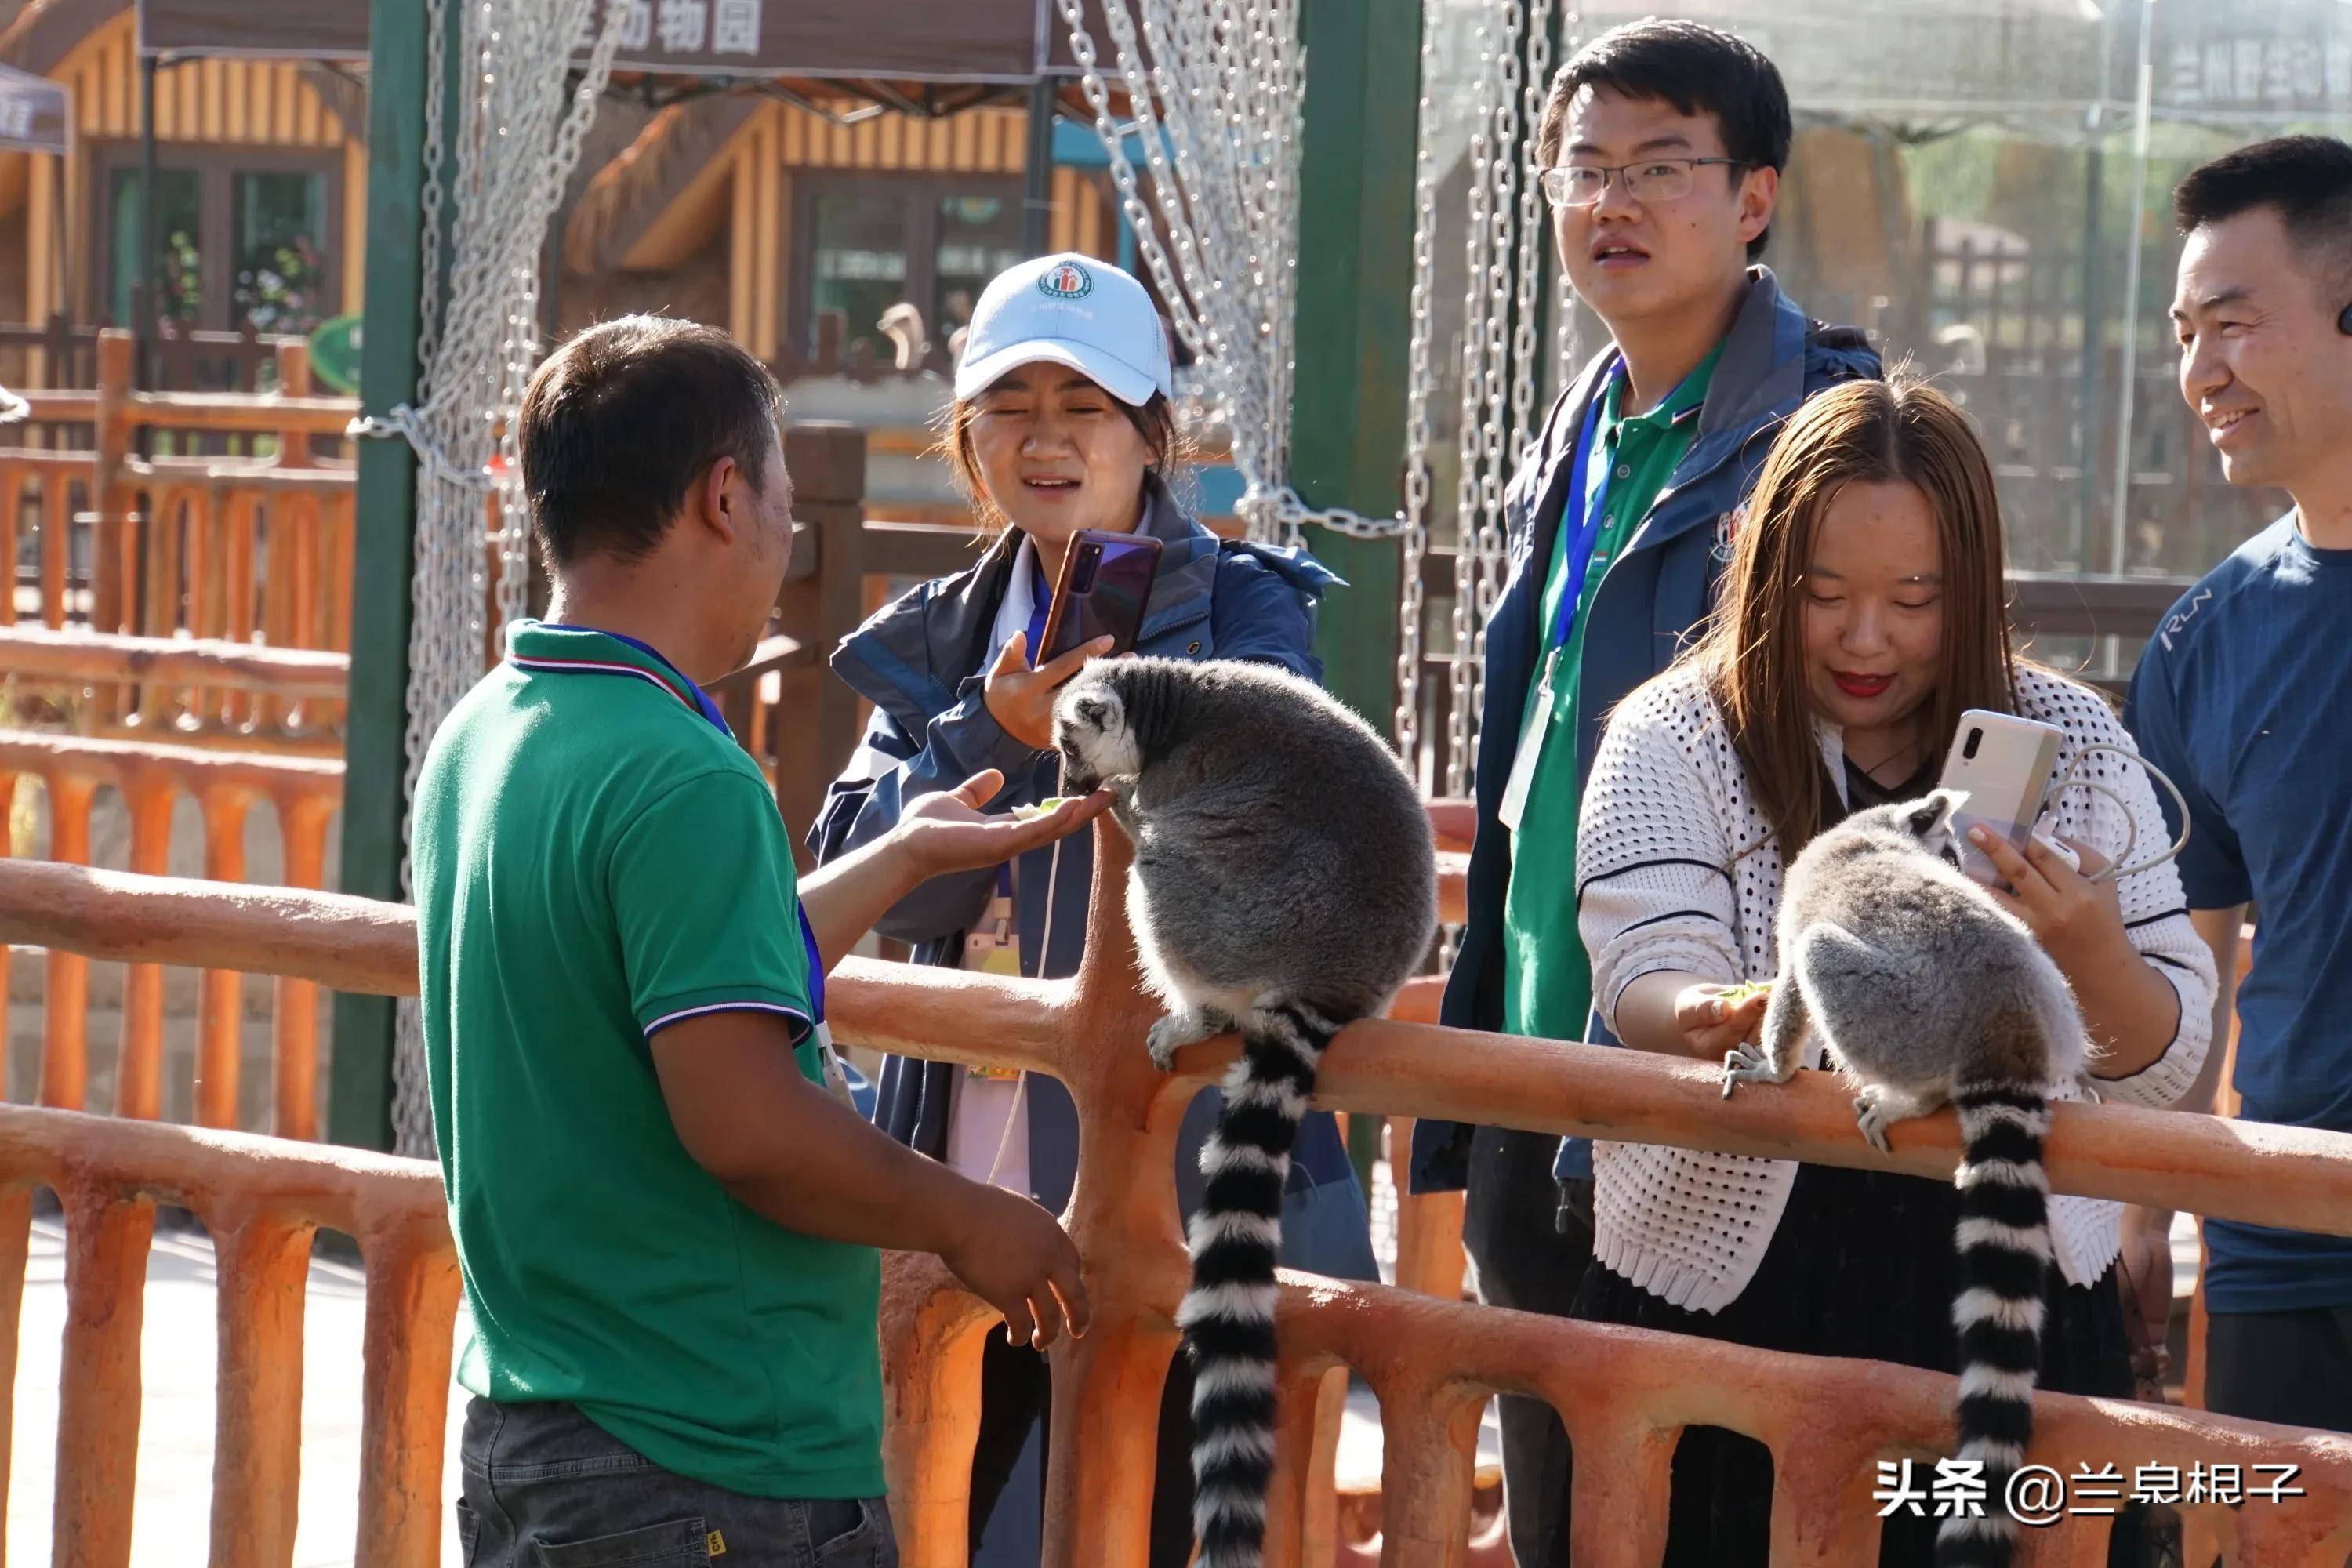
2206, 1305, 2352, 1434
456, 1397, 897, 1568
1461, 1125, 1594, 1568
966, 1331, 1198, 1566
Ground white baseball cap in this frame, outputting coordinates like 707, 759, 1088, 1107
953, 252, 1174, 408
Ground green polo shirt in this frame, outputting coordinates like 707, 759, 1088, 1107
1503, 344, 1720, 1047
412, 621, 883, 1500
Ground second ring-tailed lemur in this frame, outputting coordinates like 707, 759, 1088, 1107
1721, 789, 2089, 1568
1054, 656, 1436, 1568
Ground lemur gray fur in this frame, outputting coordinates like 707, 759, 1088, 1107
1053, 655, 1436, 1568
1720, 789, 2093, 1568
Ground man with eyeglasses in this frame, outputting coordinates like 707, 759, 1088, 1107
1407, 20, 1880, 1566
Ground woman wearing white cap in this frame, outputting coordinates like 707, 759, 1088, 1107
811, 253, 1376, 1566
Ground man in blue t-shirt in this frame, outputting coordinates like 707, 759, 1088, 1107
2129, 136, 2352, 1434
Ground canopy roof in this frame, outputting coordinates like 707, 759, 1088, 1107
135, 0, 1102, 82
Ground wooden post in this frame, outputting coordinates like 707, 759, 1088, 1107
91, 334, 135, 716
1293, 0, 1421, 731
0, 472, 18, 628
277, 340, 318, 733
772, 423, 867, 868
222, 493, 259, 728
136, 485, 181, 725
40, 478, 67, 630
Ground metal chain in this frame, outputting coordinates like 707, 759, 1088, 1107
1392, 0, 1445, 766
359, 0, 628, 1156
1554, 7, 1587, 399
1446, 9, 1508, 800
1465, 0, 1527, 771
1059, 0, 1414, 545
1510, 0, 1557, 464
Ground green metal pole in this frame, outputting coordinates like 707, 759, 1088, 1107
328, 0, 452, 1152
1291, 0, 1421, 1194
1294, 0, 1420, 735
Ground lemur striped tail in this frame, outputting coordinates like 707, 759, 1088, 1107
1937, 1082, 2054, 1568
1177, 999, 1345, 1568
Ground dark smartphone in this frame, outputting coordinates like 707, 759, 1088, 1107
1036, 530, 1162, 664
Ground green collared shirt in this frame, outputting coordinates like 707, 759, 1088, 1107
1503, 343, 1722, 1045
413, 622, 883, 1499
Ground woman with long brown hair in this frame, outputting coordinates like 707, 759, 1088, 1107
1568, 377, 2213, 1563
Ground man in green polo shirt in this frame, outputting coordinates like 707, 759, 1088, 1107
414, 315, 1105, 1566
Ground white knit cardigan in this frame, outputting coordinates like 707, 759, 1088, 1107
1574, 662, 2216, 1314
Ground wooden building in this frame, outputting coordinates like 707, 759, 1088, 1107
0, 0, 1123, 383
558, 96, 1118, 368
0, 2, 365, 341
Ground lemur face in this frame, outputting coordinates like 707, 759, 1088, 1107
1873, 787, 1968, 869
1053, 669, 1142, 793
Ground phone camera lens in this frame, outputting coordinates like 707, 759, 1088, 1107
1962, 728, 1983, 761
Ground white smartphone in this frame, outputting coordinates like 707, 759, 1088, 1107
1936, 709, 2063, 886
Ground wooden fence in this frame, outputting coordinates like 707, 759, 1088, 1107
0, 330, 356, 751
0, 313, 303, 401
0, 833, 2347, 1565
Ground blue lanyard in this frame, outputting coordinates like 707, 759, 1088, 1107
546, 622, 824, 1025
798, 913, 825, 1027
1547, 358, 1624, 659
1024, 551, 1051, 669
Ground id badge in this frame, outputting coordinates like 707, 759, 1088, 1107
1497, 654, 1558, 834
960, 892, 1025, 1082
811, 1021, 858, 1110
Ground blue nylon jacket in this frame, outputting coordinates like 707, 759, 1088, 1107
810, 474, 1379, 1280
1408, 267, 1882, 1194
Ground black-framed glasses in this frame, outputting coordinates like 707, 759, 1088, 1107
1535, 157, 1747, 209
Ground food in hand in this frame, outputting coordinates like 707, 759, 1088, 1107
1009, 796, 1073, 822
1720, 980, 1775, 1006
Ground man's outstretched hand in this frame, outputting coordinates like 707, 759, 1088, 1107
892, 769, 1112, 879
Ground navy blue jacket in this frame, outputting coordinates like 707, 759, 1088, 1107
811, 476, 1379, 1279
1409, 267, 1882, 1194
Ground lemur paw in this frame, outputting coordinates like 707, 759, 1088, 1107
1720, 1043, 1773, 1099
1853, 1087, 1897, 1154
1147, 1012, 1210, 1072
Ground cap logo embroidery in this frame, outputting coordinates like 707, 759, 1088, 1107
1037, 262, 1094, 299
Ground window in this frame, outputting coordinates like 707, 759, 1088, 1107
233, 171, 330, 335
792, 174, 1025, 370
932, 194, 1023, 339
107, 168, 201, 332
95, 151, 340, 339
807, 191, 913, 365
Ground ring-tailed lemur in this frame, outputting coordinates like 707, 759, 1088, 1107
1720, 789, 2091, 1568
1054, 656, 1436, 1568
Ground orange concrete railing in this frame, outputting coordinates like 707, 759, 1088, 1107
2, 831, 2350, 1566
0, 1105, 456, 1568
0, 731, 341, 1138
